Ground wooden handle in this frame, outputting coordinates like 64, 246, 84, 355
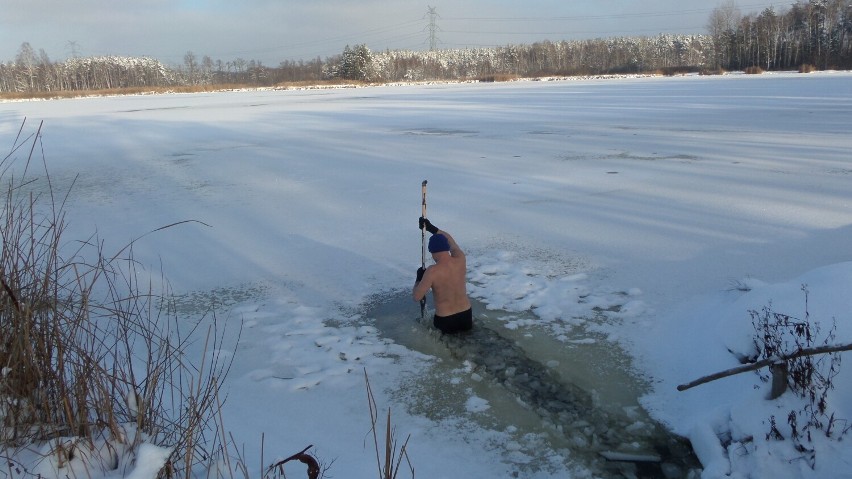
421, 180, 427, 218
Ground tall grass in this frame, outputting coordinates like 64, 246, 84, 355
365, 371, 412, 479
1, 120, 416, 479
0, 120, 237, 478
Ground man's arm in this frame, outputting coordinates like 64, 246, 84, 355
420, 217, 465, 259
437, 229, 465, 259
413, 268, 432, 302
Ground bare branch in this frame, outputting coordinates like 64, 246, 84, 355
678, 342, 852, 392
269, 445, 320, 479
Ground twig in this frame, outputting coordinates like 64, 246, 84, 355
385, 408, 392, 479
149, 219, 213, 233
365, 369, 382, 476
0, 272, 21, 312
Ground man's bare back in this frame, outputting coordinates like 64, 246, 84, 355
418, 245, 469, 316
413, 219, 473, 333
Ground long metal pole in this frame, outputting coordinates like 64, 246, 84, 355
420, 180, 428, 319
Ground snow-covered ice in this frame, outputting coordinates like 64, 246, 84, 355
2, 71, 852, 478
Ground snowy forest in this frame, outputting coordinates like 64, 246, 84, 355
1, 0, 850, 94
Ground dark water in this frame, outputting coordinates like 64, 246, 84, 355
359, 292, 701, 478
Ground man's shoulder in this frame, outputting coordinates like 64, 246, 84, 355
425, 263, 445, 274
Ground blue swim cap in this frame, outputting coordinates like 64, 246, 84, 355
428, 234, 450, 253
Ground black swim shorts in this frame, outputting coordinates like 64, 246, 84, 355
433, 308, 473, 334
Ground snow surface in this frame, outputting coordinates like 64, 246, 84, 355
2, 71, 852, 478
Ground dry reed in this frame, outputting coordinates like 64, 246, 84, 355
0, 119, 237, 478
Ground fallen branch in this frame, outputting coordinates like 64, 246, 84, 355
677, 342, 852, 392
268, 445, 320, 479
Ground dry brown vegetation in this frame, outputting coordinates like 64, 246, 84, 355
0, 80, 374, 101
0, 84, 238, 100
475, 73, 520, 83
0, 120, 237, 477
657, 66, 702, 76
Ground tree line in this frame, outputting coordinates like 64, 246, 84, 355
0, 35, 709, 94
1, 0, 850, 95
707, 0, 852, 71
0, 43, 176, 93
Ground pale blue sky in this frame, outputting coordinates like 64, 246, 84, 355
1, 0, 791, 66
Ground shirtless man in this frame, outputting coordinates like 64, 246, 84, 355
413, 217, 473, 334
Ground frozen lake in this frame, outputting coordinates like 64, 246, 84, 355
3, 71, 852, 478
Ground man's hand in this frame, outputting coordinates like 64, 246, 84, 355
416, 267, 426, 282
419, 216, 439, 234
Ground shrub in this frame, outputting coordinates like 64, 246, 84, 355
744, 66, 765, 74
799, 64, 817, 73
750, 286, 850, 468
477, 73, 518, 83
657, 66, 700, 76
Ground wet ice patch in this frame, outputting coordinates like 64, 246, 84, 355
363, 291, 701, 477
232, 295, 419, 392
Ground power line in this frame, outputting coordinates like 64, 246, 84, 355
440, 26, 705, 36
442, 2, 787, 23
51, 2, 790, 66
129, 18, 424, 64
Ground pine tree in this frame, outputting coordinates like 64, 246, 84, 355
338, 44, 372, 81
